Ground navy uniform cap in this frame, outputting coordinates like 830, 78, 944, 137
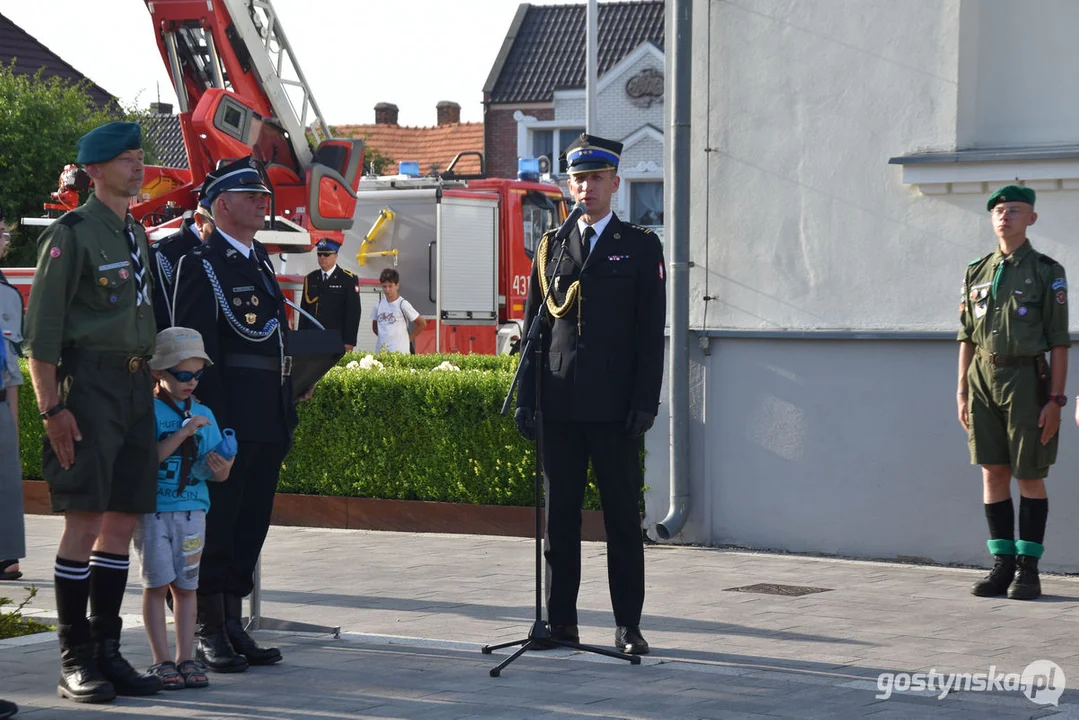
203, 156, 271, 205
987, 184, 1036, 211
560, 133, 623, 175
77, 121, 142, 165
316, 238, 341, 253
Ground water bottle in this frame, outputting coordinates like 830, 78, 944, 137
191, 429, 237, 481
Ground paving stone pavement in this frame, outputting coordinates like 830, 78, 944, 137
3, 515, 1079, 718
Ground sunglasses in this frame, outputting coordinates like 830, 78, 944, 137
167, 368, 206, 382
317, 251, 337, 257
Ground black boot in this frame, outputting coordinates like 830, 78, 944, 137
90, 616, 162, 696
1008, 555, 1042, 600
971, 555, 1016, 597
57, 623, 115, 703
224, 593, 282, 665
196, 593, 249, 673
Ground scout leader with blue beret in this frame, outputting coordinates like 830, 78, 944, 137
23, 121, 163, 703
958, 184, 1069, 602
515, 133, 666, 656
299, 238, 361, 351
172, 156, 295, 673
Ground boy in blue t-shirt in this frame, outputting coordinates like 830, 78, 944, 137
133, 328, 234, 690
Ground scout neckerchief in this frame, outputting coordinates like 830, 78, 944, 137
154, 385, 197, 491
991, 258, 1007, 300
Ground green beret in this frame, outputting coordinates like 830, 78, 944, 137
77, 121, 142, 165
987, 184, 1035, 211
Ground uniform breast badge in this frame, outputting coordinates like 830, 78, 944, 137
245, 313, 257, 325
233, 297, 242, 307
251, 295, 260, 307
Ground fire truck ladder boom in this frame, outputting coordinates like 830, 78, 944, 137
219, 0, 332, 166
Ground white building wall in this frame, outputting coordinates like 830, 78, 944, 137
646, 0, 1079, 571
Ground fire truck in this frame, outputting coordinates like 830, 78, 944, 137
15, 0, 566, 354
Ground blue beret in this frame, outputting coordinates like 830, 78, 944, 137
316, 238, 341, 253
561, 133, 622, 175
204, 156, 271, 205
77, 121, 142, 165
987, 184, 1036, 211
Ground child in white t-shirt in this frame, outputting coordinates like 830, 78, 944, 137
371, 268, 426, 353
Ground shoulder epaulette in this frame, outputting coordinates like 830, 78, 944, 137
968, 252, 992, 267
625, 222, 656, 235
1039, 253, 1058, 266
58, 213, 83, 228
341, 268, 356, 277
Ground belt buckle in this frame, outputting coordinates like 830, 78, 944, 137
127, 357, 142, 373
282, 355, 293, 379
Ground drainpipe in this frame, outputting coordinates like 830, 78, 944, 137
656, 0, 691, 540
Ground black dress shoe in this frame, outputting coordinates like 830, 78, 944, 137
615, 626, 649, 655
531, 624, 579, 650
224, 594, 282, 665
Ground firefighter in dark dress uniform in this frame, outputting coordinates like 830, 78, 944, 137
515, 134, 666, 655
172, 157, 297, 672
150, 191, 215, 330
299, 238, 361, 350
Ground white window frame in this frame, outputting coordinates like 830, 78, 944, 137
513, 112, 585, 176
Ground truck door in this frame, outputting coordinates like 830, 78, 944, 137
436, 193, 499, 352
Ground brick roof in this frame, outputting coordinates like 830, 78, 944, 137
0, 11, 116, 109
334, 122, 486, 177
484, 1, 664, 105
143, 113, 188, 169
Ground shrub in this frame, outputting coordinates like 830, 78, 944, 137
0, 586, 53, 639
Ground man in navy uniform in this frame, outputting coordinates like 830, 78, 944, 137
173, 157, 296, 672
150, 190, 214, 330
299, 238, 361, 351
515, 133, 666, 655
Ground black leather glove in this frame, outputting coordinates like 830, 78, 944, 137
514, 407, 536, 441
625, 410, 656, 438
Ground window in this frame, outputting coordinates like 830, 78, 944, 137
629, 181, 663, 227
521, 191, 559, 260
532, 130, 553, 160
558, 127, 585, 158
526, 127, 586, 174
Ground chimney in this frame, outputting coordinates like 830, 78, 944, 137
436, 100, 461, 126
374, 102, 399, 125
149, 101, 173, 115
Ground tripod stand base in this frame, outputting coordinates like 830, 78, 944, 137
482, 622, 641, 676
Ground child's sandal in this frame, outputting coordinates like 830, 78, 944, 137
177, 659, 209, 688
148, 661, 184, 690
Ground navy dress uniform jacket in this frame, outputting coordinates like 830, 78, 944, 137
150, 219, 202, 330
518, 214, 666, 422
172, 230, 298, 443
299, 266, 361, 346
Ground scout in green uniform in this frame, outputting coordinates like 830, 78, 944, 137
24, 122, 162, 703
957, 184, 1069, 601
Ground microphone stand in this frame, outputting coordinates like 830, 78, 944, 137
482, 230, 641, 676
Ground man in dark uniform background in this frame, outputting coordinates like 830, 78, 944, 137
515, 133, 666, 655
173, 157, 297, 672
150, 191, 215, 330
300, 238, 361, 351
24, 121, 162, 702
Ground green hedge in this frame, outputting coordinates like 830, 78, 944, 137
17, 355, 607, 509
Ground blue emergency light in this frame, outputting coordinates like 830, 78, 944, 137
399, 161, 420, 177
518, 157, 540, 182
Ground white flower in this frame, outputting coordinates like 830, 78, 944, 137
357, 354, 384, 370
432, 361, 461, 372
346, 360, 360, 369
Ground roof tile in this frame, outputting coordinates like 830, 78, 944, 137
334, 122, 486, 177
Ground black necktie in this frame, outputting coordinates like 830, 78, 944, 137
124, 224, 149, 306
581, 226, 595, 261
251, 251, 274, 294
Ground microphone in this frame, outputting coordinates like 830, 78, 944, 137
553, 202, 587, 244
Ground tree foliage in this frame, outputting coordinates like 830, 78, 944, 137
0, 61, 156, 266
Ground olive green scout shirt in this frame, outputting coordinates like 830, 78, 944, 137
958, 239, 1071, 356
24, 194, 157, 365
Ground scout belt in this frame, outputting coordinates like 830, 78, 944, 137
976, 349, 1038, 367
61, 348, 150, 373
